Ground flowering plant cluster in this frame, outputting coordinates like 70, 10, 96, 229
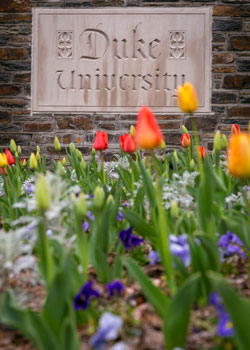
0, 83, 250, 350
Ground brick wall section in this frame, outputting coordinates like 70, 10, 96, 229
0, 0, 250, 159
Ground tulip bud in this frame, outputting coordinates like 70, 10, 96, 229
173, 150, 179, 164
70, 142, 76, 153
130, 125, 135, 137
15, 152, 18, 158
231, 124, 240, 135
182, 125, 189, 134
170, 200, 179, 219
0, 153, 7, 168
222, 134, 228, 149
29, 152, 38, 170
181, 133, 190, 148
76, 193, 87, 217
76, 149, 83, 160
10, 139, 16, 154
190, 159, 195, 171
199, 146, 206, 159
62, 157, 67, 166
21, 158, 27, 166
36, 151, 41, 162
107, 194, 114, 206
93, 186, 105, 209
36, 175, 50, 213
17, 145, 21, 155
37, 145, 40, 154
80, 158, 86, 170
54, 136, 61, 152
213, 130, 222, 152
91, 148, 96, 156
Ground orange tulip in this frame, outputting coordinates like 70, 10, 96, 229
227, 133, 250, 178
181, 133, 190, 148
93, 131, 108, 151
177, 82, 198, 114
120, 134, 136, 153
199, 146, 206, 159
5, 149, 15, 165
231, 124, 240, 135
134, 106, 164, 149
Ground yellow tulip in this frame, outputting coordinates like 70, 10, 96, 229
0, 153, 7, 168
227, 133, 250, 178
177, 82, 198, 114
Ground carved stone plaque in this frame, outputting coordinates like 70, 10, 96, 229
32, 8, 211, 113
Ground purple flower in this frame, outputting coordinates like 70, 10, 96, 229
89, 312, 123, 349
83, 211, 94, 232
117, 211, 124, 222
46, 229, 53, 236
209, 292, 234, 338
107, 280, 124, 298
170, 234, 190, 267
149, 251, 161, 265
27, 184, 33, 196
73, 281, 100, 311
218, 231, 246, 259
119, 227, 144, 250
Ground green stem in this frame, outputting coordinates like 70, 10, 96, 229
38, 217, 54, 287
75, 214, 88, 283
100, 151, 106, 184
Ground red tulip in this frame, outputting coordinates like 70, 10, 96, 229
181, 133, 190, 148
134, 106, 164, 149
199, 146, 206, 159
120, 134, 136, 153
5, 149, 15, 165
231, 124, 240, 135
93, 131, 108, 151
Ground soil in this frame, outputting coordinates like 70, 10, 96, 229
0, 254, 248, 350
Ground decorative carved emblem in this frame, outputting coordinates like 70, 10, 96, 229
57, 31, 73, 58
169, 31, 185, 59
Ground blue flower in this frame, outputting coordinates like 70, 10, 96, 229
89, 312, 123, 349
27, 184, 33, 196
218, 231, 246, 259
73, 281, 100, 311
83, 211, 94, 232
117, 211, 124, 221
148, 250, 161, 265
170, 234, 190, 267
209, 292, 234, 338
107, 280, 124, 298
119, 227, 144, 250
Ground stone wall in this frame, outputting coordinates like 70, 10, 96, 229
0, 0, 250, 159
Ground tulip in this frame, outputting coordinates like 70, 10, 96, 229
231, 124, 240, 135
227, 133, 250, 178
182, 125, 189, 134
5, 149, 15, 165
62, 157, 67, 166
181, 133, 190, 148
0, 153, 7, 168
222, 134, 228, 149
76, 193, 87, 217
29, 152, 38, 170
134, 106, 164, 149
199, 146, 206, 159
36, 175, 51, 213
120, 134, 136, 153
10, 139, 16, 154
21, 158, 27, 166
130, 125, 135, 137
93, 186, 105, 209
54, 136, 61, 152
177, 82, 198, 114
213, 130, 222, 152
17, 145, 21, 155
93, 131, 108, 151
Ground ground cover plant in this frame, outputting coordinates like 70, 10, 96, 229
1, 83, 250, 350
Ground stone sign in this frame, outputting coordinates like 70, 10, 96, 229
32, 8, 211, 113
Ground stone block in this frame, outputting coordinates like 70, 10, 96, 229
213, 53, 234, 64
236, 59, 250, 71
213, 5, 241, 16
213, 19, 242, 31
0, 84, 22, 96
212, 92, 237, 104
0, 48, 27, 60
56, 117, 93, 130
229, 35, 250, 50
228, 106, 250, 117
24, 123, 53, 132
223, 75, 250, 89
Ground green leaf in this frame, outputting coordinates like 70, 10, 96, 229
163, 274, 200, 350
209, 272, 250, 350
138, 158, 157, 209
123, 257, 168, 318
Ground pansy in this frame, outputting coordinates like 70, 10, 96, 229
170, 234, 191, 267
218, 231, 246, 259
119, 227, 144, 250
106, 280, 124, 298
89, 312, 123, 349
209, 292, 234, 338
73, 281, 100, 311
117, 211, 124, 221
148, 250, 161, 265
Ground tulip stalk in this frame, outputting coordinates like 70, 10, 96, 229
74, 207, 88, 283
100, 151, 106, 184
